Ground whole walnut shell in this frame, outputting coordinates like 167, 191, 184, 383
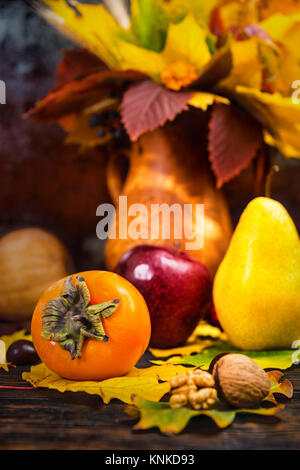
212, 354, 271, 408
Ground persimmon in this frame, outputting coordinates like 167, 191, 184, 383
31, 271, 151, 381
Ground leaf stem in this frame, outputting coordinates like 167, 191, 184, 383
0, 385, 34, 390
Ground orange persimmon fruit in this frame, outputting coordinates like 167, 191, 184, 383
31, 270, 151, 381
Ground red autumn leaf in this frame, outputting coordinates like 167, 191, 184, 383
243, 24, 275, 45
209, 6, 225, 37
56, 48, 105, 86
208, 103, 263, 187
121, 80, 193, 141
28, 69, 146, 122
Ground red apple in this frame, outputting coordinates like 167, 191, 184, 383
115, 245, 212, 348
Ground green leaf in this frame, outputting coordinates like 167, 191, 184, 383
164, 0, 219, 25
126, 397, 284, 434
131, 0, 169, 52
152, 341, 295, 370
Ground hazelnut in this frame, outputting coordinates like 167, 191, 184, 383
212, 354, 271, 408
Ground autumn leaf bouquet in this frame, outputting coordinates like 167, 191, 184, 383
30, 0, 300, 188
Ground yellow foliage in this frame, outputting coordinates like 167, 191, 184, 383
0, 329, 32, 351
41, 1, 123, 69
218, 37, 263, 90
22, 362, 191, 404
188, 92, 230, 111
38, 0, 300, 158
162, 16, 211, 72
235, 86, 300, 157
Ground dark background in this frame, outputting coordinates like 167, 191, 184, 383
0, 0, 111, 271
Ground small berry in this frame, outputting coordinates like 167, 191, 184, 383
89, 114, 103, 128
97, 129, 106, 138
107, 109, 118, 119
114, 129, 122, 139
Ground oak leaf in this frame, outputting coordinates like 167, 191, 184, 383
152, 341, 295, 371
265, 370, 294, 404
125, 396, 284, 434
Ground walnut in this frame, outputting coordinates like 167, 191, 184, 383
189, 388, 218, 410
169, 369, 217, 410
212, 354, 271, 408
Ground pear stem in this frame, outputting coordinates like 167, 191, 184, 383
265, 165, 280, 198
253, 145, 271, 196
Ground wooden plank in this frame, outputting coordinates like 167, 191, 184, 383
0, 362, 299, 450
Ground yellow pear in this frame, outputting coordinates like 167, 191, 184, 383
213, 197, 300, 350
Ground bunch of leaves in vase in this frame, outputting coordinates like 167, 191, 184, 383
29, 0, 300, 187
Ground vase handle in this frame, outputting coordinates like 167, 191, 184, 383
106, 151, 130, 205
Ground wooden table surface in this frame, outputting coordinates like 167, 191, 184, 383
0, 354, 299, 451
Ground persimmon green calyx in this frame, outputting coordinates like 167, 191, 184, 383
41, 275, 120, 359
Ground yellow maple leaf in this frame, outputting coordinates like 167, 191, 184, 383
258, 0, 300, 20
0, 329, 32, 351
235, 85, 300, 158
165, 0, 219, 24
189, 92, 230, 111
162, 16, 211, 73
261, 13, 300, 94
190, 321, 228, 341
0, 340, 11, 371
22, 362, 191, 404
150, 340, 214, 359
0, 330, 32, 371
40, 1, 124, 69
117, 39, 164, 82
217, 37, 263, 91
150, 321, 227, 358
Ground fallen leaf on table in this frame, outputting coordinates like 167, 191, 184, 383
149, 322, 227, 358
0, 329, 33, 371
0, 340, 12, 372
264, 370, 294, 404
125, 397, 284, 434
22, 362, 191, 404
149, 339, 214, 359
152, 341, 295, 370
189, 321, 228, 341
0, 329, 32, 351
